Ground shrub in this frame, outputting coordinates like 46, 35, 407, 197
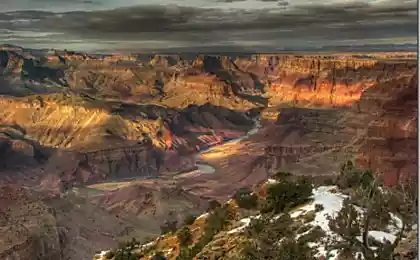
296, 224, 312, 234
176, 206, 231, 260
177, 227, 192, 247
114, 247, 140, 260
233, 188, 258, 210
298, 226, 326, 245
205, 206, 229, 234
336, 160, 375, 190
160, 220, 178, 235
277, 237, 317, 260
242, 235, 316, 260
260, 178, 312, 214
314, 204, 324, 212
302, 211, 316, 223
207, 200, 221, 211
152, 251, 166, 260
183, 214, 197, 226
128, 253, 140, 260
176, 248, 193, 260
274, 171, 292, 180
105, 251, 115, 259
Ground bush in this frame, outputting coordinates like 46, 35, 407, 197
105, 251, 115, 259
274, 171, 292, 180
260, 178, 312, 214
298, 226, 326, 245
314, 204, 324, 212
302, 211, 316, 223
242, 235, 316, 260
152, 251, 166, 260
176, 206, 232, 260
205, 206, 229, 234
336, 160, 375, 190
278, 237, 317, 260
296, 224, 312, 234
114, 247, 140, 260
176, 248, 193, 260
128, 253, 140, 260
233, 188, 258, 210
207, 200, 221, 211
160, 220, 178, 235
183, 214, 197, 226
177, 227, 192, 247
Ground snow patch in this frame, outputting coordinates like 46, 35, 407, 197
356, 231, 397, 244
197, 212, 209, 220
227, 217, 252, 234
266, 178, 278, 184
227, 215, 261, 234
94, 250, 111, 260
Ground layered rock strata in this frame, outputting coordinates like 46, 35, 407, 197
355, 72, 418, 186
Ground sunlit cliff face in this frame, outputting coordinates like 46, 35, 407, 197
0, 0, 416, 52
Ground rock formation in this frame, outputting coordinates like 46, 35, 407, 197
355, 72, 418, 186
0, 45, 417, 260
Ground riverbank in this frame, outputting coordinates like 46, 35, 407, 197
186, 118, 262, 176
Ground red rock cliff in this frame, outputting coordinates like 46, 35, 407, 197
355, 72, 417, 186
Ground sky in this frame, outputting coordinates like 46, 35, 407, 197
0, 0, 417, 53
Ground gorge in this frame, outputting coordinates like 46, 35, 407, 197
0, 45, 417, 260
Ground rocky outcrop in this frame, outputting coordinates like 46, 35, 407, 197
90, 184, 208, 224
0, 93, 254, 189
0, 185, 63, 260
236, 56, 417, 107
2, 48, 417, 112
0, 183, 154, 260
263, 144, 341, 171
39, 141, 168, 192
355, 73, 417, 186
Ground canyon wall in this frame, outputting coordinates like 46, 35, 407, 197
355, 72, 417, 186
0, 47, 417, 187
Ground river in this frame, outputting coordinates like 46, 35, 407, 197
87, 117, 262, 189
193, 118, 262, 174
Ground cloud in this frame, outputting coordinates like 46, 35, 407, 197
0, 0, 416, 52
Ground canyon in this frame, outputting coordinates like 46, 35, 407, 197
0, 45, 417, 260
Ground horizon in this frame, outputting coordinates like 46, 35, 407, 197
1, 42, 418, 56
0, 0, 417, 53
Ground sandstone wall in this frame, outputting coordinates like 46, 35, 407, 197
355, 72, 417, 185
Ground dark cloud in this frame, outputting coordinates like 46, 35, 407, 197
214, 0, 247, 2
0, 0, 416, 51
0, 0, 102, 12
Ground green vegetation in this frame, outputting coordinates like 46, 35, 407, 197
233, 188, 258, 210
113, 238, 141, 260
207, 200, 221, 211
104, 251, 115, 259
108, 161, 417, 260
296, 224, 313, 234
260, 174, 312, 214
326, 160, 418, 260
160, 220, 178, 235
298, 226, 326, 245
183, 214, 197, 226
176, 204, 234, 260
302, 211, 316, 223
241, 214, 316, 260
314, 203, 324, 212
177, 227, 192, 247
151, 251, 166, 260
